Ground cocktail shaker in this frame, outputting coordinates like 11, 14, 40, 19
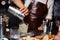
8, 6, 25, 20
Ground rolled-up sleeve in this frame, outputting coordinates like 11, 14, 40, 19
45, 0, 54, 19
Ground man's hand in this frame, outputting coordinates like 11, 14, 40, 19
20, 7, 29, 16
45, 18, 52, 22
38, 25, 43, 30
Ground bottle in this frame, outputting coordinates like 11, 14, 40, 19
43, 20, 47, 34
0, 16, 4, 40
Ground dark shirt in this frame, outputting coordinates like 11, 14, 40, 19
54, 0, 60, 17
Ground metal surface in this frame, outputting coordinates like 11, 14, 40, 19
0, 16, 3, 40
8, 6, 25, 20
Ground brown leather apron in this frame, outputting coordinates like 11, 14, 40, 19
24, 0, 48, 30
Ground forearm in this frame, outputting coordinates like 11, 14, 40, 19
46, 0, 54, 20
12, 0, 25, 8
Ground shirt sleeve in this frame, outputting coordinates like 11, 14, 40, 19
45, 0, 54, 20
